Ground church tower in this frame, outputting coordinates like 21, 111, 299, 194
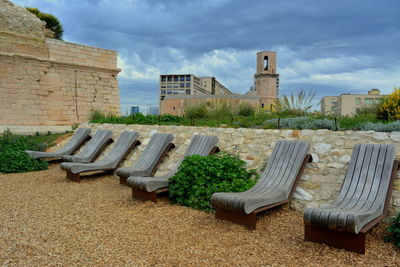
254, 51, 279, 108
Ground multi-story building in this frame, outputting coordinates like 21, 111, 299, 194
159, 74, 232, 108
159, 51, 280, 116
321, 89, 383, 116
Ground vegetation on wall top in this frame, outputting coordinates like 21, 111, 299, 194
26, 7, 63, 40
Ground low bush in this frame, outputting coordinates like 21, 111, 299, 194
263, 116, 337, 130
0, 130, 63, 173
169, 153, 259, 211
359, 121, 400, 132
378, 87, 400, 121
237, 104, 255, 117
384, 213, 400, 248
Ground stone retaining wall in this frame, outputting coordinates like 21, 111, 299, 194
52, 123, 400, 217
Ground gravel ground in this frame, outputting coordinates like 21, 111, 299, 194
1, 164, 399, 266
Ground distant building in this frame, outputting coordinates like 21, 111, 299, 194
130, 106, 140, 115
148, 106, 159, 115
321, 89, 383, 116
159, 51, 280, 115
159, 74, 232, 108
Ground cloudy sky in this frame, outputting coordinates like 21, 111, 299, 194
13, 0, 400, 113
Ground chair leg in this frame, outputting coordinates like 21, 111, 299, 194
304, 225, 366, 254
215, 207, 257, 230
132, 188, 158, 203
119, 176, 127, 185
66, 171, 80, 182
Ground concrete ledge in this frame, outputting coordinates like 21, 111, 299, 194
0, 125, 72, 135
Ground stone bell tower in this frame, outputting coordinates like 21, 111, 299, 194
254, 51, 279, 108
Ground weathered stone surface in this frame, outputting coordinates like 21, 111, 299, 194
390, 132, 400, 141
0, 0, 46, 38
313, 143, 331, 154
372, 132, 388, 140
294, 187, 313, 201
339, 155, 351, 163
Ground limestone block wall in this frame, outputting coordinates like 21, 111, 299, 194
52, 124, 400, 217
0, 32, 120, 126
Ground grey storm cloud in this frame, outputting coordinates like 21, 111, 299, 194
13, 0, 400, 110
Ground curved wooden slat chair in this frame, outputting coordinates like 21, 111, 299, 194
25, 128, 91, 160
116, 133, 175, 184
211, 140, 311, 229
125, 135, 219, 203
304, 144, 399, 254
62, 129, 113, 163
60, 131, 141, 182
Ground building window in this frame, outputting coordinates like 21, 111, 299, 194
264, 56, 269, 70
180, 83, 185, 88
173, 106, 175, 110
161, 90, 166, 94
186, 89, 190, 94
161, 76, 166, 82
167, 90, 172, 94
167, 84, 172, 88
174, 76, 179, 81
365, 98, 374, 105
167, 76, 172, 82
186, 83, 190, 88
355, 98, 361, 105
160, 96, 165, 101
161, 85, 166, 88
186, 76, 191, 81
173, 90, 179, 94
180, 76, 185, 81
173, 84, 179, 88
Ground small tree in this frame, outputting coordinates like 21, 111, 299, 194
377, 87, 400, 121
26, 7, 63, 40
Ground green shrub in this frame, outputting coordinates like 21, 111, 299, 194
26, 7, 63, 39
360, 121, 400, 132
384, 213, 400, 248
263, 116, 336, 130
185, 103, 208, 120
237, 104, 255, 117
0, 150, 48, 173
0, 130, 63, 173
169, 153, 259, 211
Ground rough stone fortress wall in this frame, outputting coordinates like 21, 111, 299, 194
0, 0, 120, 126
53, 123, 400, 218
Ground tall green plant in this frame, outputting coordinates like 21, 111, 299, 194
274, 89, 317, 116
26, 7, 63, 40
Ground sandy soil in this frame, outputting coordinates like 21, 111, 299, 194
0, 164, 399, 266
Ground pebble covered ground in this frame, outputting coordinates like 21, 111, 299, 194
1, 164, 399, 266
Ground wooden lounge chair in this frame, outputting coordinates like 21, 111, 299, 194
60, 131, 141, 182
25, 128, 91, 160
116, 133, 175, 184
211, 140, 311, 229
125, 135, 219, 203
62, 129, 113, 163
304, 144, 399, 254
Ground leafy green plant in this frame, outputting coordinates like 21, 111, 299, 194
0, 130, 63, 173
26, 7, 63, 39
384, 213, 400, 248
169, 153, 259, 211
